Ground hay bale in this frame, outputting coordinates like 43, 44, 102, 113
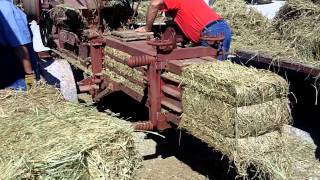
104, 47, 146, 96
103, 66, 145, 96
105, 46, 131, 60
164, 61, 291, 138
181, 115, 320, 179
182, 87, 290, 138
104, 54, 144, 83
181, 61, 289, 106
0, 85, 141, 179
274, 0, 320, 62
213, 0, 320, 64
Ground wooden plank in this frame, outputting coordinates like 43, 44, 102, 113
162, 84, 182, 100
161, 97, 182, 113
111, 31, 154, 38
111, 36, 151, 42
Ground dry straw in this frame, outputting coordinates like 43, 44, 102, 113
273, 0, 320, 63
178, 61, 291, 138
212, 0, 320, 65
104, 47, 146, 96
0, 84, 141, 179
172, 60, 320, 178
183, 118, 320, 179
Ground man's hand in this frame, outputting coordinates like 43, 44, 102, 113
135, 26, 150, 33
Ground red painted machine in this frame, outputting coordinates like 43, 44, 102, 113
19, 0, 225, 131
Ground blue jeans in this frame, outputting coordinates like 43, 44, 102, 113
200, 20, 232, 60
8, 78, 26, 91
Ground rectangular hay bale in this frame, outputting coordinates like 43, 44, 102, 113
181, 115, 320, 179
181, 61, 289, 106
181, 87, 291, 138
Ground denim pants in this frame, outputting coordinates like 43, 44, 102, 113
200, 20, 232, 60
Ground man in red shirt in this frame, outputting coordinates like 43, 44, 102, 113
135, 0, 232, 59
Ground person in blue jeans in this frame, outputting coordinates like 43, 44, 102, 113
0, 0, 39, 91
200, 20, 232, 60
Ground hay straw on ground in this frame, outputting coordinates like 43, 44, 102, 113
0, 84, 141, 179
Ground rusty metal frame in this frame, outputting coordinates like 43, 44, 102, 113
54, 25, 221, 132
236, 51, 320, 77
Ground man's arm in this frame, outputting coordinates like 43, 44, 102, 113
135, 0, 164, 32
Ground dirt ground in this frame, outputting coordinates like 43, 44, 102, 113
133, 129, 237, 180
134, 132, 207, 180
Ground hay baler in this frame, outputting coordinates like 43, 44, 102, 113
19, 0, 225, 131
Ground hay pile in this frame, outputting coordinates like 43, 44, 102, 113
179, 61, 290, 138
212, 0, 320, 64
274, 0, 320, 62
104, 47, 145, 96
212, 0, 294, 57
0, 85, 141, 179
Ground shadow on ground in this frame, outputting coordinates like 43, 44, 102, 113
92, 91, 238, 179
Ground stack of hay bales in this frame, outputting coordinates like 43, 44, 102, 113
104, 47, 146, 96
173, 61, 316, 178
180, 61, 291, 138
273, 0, 320, 62
0, 85, 141, 179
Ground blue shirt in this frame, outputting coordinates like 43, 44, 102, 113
0, 0, 32, 90
0, 0, 32, 47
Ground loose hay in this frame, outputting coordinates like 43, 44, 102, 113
212, 0, 294, 57
274, 0, 320, 62
212, 0, 320, 65
0, 85, 141, 179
